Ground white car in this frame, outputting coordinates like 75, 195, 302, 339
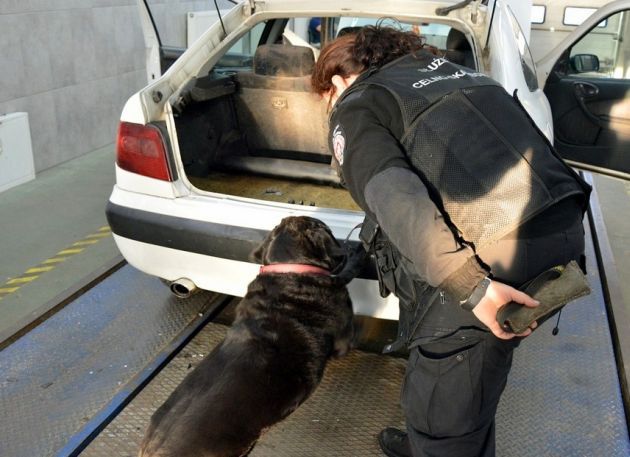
106, 0, 630, 319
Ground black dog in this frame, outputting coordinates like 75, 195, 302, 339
139, 216, 355, 457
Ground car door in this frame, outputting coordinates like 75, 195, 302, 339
537, 0, 630, 179
484, 1, 555, 141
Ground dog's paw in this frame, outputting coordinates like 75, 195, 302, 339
333, 336, 352, 357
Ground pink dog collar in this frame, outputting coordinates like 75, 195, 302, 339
259, 264, 331, 276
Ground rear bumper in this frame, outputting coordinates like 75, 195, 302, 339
106, 200, 397, 317
106, 200, 376, 276
106, 201, 266, 262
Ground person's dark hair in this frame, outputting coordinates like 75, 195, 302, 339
311, 23, 428, 96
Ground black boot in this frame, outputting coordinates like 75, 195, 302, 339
377, 427, 411, 457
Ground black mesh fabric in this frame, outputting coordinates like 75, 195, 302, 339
399, 96, 432, 129
365, 83, 432, 127
404, 89, 552, 248
340, 54, 587, 249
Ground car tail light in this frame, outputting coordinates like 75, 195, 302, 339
116, 122, 173, 181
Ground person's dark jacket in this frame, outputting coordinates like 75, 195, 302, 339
329, 53, 590, 305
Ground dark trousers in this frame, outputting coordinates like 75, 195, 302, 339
401, 217, 585, 457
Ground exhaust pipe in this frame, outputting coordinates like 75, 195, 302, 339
169, 278, 197, 299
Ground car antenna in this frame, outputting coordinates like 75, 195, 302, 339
212, 0, 228, 39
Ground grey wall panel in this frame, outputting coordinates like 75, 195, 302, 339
28, 93, 61, 172
49, 11, 82, 89
1, 1, 231, 172
113, 6, 146, 74
91, 7, 122, 79
0, 0, 88, 14
92, 0, 135, 7
0, 2, 148, 172
0, 68, 144, 172
0, 15, 28, 103
117, 70, 147, 103
52, 84, 94, 168
16, 14, 56, 97
70, 8, 101, 84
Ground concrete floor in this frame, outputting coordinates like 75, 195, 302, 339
0, 145, 121, 343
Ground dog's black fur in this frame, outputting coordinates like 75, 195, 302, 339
139, 216, 355, 457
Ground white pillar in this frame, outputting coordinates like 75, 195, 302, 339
292, 18, 309, 42
504, 0, 533, 42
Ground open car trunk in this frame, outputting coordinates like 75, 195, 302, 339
172, 43, 360, 211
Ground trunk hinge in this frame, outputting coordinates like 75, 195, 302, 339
436, 0, 474, 15
247, 0, 263, 15
437, 0, 481, 24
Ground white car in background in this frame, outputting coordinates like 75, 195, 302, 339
107, 0, 630, 319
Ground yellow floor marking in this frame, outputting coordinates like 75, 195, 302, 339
0, 226, 111, 302
7, 276, 38, 285
42, 258, 67, 264
57, 248, 84, 255
26, 266, 55, 274
73, 240, 100, 246
86, 233, 111, 239
0, 287, 20, 293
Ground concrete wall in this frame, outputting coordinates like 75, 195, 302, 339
148, 0, 231, 48
0, 0, 231, 173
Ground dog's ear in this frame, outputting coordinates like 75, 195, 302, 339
250, 226, 298, 264
250, 231, 274, 263
250, 241, 267, 263
305, 225, 347, 271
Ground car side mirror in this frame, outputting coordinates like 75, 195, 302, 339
570, 54, 600, 73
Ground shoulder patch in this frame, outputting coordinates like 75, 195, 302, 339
332, 124, 346, 165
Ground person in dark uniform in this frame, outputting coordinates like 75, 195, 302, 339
311, 26, 591, 457
308, 17, 322, 45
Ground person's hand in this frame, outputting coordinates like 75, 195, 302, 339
472, 280, 539, 340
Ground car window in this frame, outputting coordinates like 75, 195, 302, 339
507, 5, 538, 91
569, 10, 629, 79
216, 22, 267, 70
212, 16, 477, 73
314, 17, 475, 69
330, 17, 452, 50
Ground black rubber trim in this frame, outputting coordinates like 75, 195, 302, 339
106, 201, 265, 261
106, 201, 377, 279
150, 121, 179, 182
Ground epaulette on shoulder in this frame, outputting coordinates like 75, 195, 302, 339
339, 86, 367, 105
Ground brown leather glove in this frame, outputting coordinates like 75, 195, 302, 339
497, 261, 591, 334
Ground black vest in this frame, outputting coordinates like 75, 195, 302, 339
339, 53, 590, 249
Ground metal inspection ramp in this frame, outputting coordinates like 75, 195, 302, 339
496, 219, 629, 457
81, 322, 408, 457
1, 198, 628, 456
81, 221, 629, 457
0, 265, 228, 457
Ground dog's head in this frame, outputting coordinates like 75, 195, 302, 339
251, 216, 347, 272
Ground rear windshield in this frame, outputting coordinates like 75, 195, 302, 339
215, 17, 476, 72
